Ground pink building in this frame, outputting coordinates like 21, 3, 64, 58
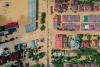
82, 40, 89, 48
55, 34, 63, 49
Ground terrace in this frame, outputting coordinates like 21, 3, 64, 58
55, 34, 81, 49
62, 15, 80, 22
53, 15, 61, 29
81, 23, 100, 31
54, 0, 100, 12
72, 4, 99, 11
55, 34, 99, 49
62, 23, 80, 31
84, 15, 100, 22
53, 15, 81, 31
81, 23, 95, 31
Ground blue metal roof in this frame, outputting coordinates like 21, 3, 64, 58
31, 40, 36, 48
25, 0, 37, 32
29, 0, 36, 22
25, 23, 36, 32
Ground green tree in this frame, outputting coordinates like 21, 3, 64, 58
50, 6, 53, 14
40, 18, 45, 24
25, 46, 45, 64
40, 25, 45, 31
51, 49, 64, 67
41, 12, 46, 18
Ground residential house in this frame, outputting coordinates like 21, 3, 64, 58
78, 64, 84, 67
62, 15, 80, 22
81, 23, 95, 31
73, 64, 78, 67
53, 15, 61, 29
90, 39, 98, 48
55, 34, 63, 49
82, 40, 89, 48
91, 63, 97, 67
85, 64, 91, 67
54, 0, 68, 12
72, 4, 99, 11
62, 35, 70, 48
62, 23, 80, 31
94, 23, 100, 31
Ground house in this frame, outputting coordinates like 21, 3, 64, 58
85, 64, 91, 67
62, 23, 80, 31
91, 63, 97, 67
73, 64, 78, 67
62, 15, 80, 22
78, 64, 84, 67
70, 39, 80, 49
53, 15, 61, 29
94, 23, 100, 31
72, 4, 99, 12
62, 35, 70, 48
81, 23, 95, 31
70, 0, 78, 5
82, 40, 89, 48
84, 15, 100, 22
90, 39, 98, 48
55, 34, 63, 49
88, 15, 100, 22
65, 63, 70, 67
54, 0, 68, 12
71, 5, 78, 11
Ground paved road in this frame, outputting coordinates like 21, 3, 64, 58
46, 0, 51, 67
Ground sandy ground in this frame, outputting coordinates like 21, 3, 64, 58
0, 0, 100, 67
0, 0, 47, 66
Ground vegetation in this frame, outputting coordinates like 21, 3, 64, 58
74, 11, 77, 13
51, 49, 64, 67
25, 46, 45, 64
31, 63, 45, 67
40, 25, 45, 31
51, 48, 100, 65
77, 0, 94, 5
40, 12, 46, 24
40, 18, 45, 24
41, 12, 46, 18
50, 6, 53, 14
40, 12, 46, 31
52, 60, 64, 67
0, 15, 5, 18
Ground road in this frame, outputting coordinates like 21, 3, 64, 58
46, 0, 50, 67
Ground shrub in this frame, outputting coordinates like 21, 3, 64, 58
40, 25, 45, 31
